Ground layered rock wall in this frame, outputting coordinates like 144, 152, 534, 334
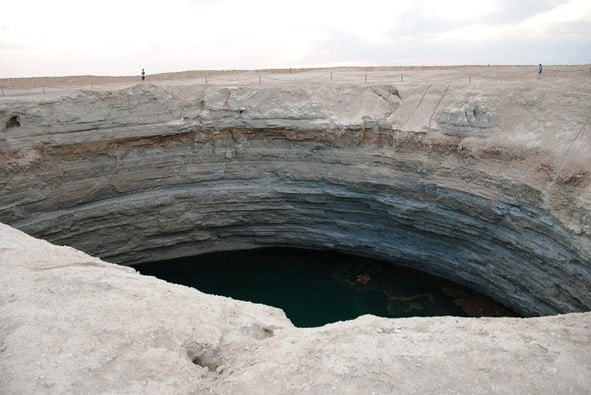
1, 79, 590, 316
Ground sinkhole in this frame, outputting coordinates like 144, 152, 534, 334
133, 248, 517, 327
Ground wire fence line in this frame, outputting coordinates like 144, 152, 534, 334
2, 66, 590, 98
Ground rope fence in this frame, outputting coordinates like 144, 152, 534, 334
2, 66, 590, 98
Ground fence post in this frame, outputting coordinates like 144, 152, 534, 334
330, 72, 333, 81
42, 87, 45, 95
205, 76, 208, 85
401, 74, 403, 82
364, 75, 367, 84
259, 76, 262, 84
469, 74, 472, 83
1, 87, 4, 97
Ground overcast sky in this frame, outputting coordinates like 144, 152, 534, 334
1, 0, 590, 77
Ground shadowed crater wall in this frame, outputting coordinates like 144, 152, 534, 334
1, 81, 590, 317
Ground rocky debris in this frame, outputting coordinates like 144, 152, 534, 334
436, 98, 498, 134
0, 223, 590, 394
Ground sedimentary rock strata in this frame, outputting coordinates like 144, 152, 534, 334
1, 78, 590, 318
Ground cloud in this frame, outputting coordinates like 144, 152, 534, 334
487, 0, 561, 23
295, 0, 591, 67
0, 0, 589, 77
432, 0, 591, 44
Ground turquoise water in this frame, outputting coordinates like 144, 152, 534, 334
134, 248, 515, 327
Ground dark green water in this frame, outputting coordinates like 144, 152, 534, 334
133, 248, 516, 327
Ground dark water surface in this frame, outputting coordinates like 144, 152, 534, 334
134, 248, 516, 327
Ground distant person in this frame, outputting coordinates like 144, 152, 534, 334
141, 68, 146, 81
538, 64, 542, 79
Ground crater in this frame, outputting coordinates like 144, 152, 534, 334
0, 81, 589, 322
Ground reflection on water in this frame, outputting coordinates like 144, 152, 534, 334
134, 248, 516, 327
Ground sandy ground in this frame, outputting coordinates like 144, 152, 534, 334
1, 65, 589, 90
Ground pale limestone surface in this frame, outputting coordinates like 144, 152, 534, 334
1, 223, 590, 394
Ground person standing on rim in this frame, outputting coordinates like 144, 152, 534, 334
141, 68, 146, 81
538, 64, 543, 79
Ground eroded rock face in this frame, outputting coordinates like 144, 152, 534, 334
1, 80, 590, 317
